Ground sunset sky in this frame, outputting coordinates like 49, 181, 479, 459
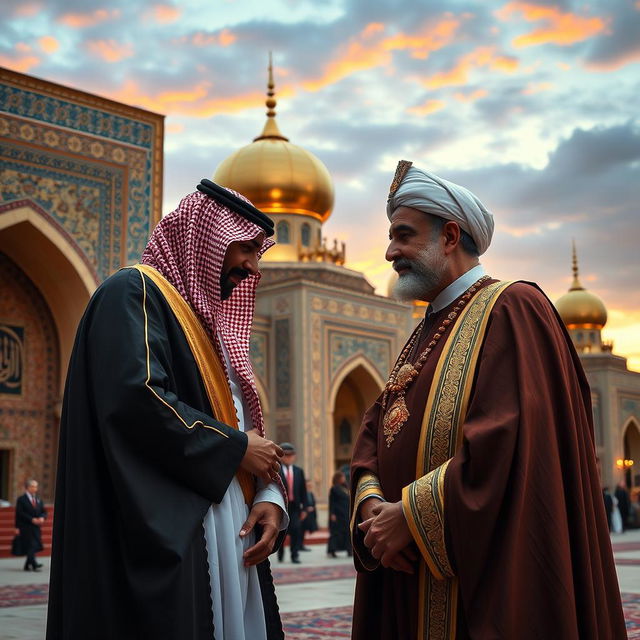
1, 0, 639, 369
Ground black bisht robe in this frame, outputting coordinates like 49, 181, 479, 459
47, 268, 283, 640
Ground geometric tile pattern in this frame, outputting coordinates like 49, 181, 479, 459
0, 68, 163, 278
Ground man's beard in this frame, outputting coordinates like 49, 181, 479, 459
220, 267, 249, 300
392, 245, 447, 302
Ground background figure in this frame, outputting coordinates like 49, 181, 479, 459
327, 471, 352, 558
615, 482, 631, 531
278, 442, 308, 563
603, 488, 613, 531
611, 493, 624, 533
15, 479, 46, 571
301, 480, 318, 551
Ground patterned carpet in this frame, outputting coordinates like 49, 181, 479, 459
1, 585, 639, 640
282, 606, 352, 639
272, 564, 355, 584
624, 594, 640, 639
0, 565, 357, 609
613, 542, 640, 552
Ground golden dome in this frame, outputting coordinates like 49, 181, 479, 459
213, 58, 334, 223
555, 243, 607, 329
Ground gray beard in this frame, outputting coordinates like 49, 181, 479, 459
392, 247, 446, 302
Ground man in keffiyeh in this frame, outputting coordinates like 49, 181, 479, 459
47, 180, 288, 640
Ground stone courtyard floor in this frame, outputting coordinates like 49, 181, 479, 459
2, 530, 640, 639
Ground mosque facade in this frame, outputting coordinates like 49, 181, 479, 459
0, 67, 164, 502
555, 246, 640, 494
1, 65, 639, 518
212, 64, 414, 501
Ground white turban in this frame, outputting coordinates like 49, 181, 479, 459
386, 164, 494, 255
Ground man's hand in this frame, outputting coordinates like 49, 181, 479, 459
240, 502, 282, 567
359, 496, 383, 523
359, 500, 416, 573
240, 429, 284, 484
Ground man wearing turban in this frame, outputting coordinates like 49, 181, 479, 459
349, 161, 625, 639
47, 180, 287, 639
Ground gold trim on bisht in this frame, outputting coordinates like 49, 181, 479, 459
130, 264, 256, 505
388, 159, 413, 200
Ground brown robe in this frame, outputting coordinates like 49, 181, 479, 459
350, 279, 626, 640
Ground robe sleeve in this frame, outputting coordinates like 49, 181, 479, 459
402, 283, 601, 592
85, 268, 248, 505
350, 399, 386, 571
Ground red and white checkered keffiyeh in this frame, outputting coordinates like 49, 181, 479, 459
141, 188, 274, 439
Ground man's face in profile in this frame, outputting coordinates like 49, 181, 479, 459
220, 234, 264, 300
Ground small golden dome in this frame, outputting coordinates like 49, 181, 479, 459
555, 243, 607, 329
213, 57, 334, 223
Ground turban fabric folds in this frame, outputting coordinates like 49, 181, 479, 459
386, 162, 494, 255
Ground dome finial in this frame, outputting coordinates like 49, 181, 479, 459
570, 239, 583, 291
254, 53, 289, 142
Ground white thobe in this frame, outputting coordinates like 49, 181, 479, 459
203, 341, 287, 640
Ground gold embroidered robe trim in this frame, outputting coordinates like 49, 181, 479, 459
350, 471, 385, 571
131, 264, 256, 505
402, 459, 451, 580
406, 280, 515, 640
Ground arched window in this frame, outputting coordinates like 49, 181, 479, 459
301, 223, 311, 247
276, 220, 290, 244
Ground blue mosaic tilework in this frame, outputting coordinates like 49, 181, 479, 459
330, 331, 390, 381
0, 141, 123, 279
0, 73, 162, 276
1, 84, 153, 149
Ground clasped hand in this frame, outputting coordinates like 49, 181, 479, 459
358, 499, 417, 573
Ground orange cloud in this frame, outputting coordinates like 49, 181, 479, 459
39, 36, 59, 54
59, 9, 120, 28
303, 17, 461, 92
87, 40, 134, 63
109, 79, 295, 117
454, 88, 488, 102
407, 99, 446, 116
0, 46, 40, 72
424, 46, 518, 89
152, 4, 181, 23
496, 2, 607, 47
190, 28, 237, 47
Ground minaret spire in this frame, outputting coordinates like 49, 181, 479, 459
570, 239, 584, 291
254, 52, 289, 142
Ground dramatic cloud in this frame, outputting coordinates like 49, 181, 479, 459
86, 39, 135, 63
497, 2, 607, 47
58, 9, 121, 29
0, 0, 637, 369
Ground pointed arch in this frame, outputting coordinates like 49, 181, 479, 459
622, 417, 640, 489
328, 355, 385, 480
328, 354, 385, 410
0, 200, 97, 394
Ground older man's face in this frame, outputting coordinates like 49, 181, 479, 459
385, 206, 447, 302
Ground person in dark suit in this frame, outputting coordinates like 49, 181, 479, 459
301, 480, 318, 551
277, 443, 308, 563
615, 482, 631, 531
327, 471, 352, 558
15, 479, 46, 571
